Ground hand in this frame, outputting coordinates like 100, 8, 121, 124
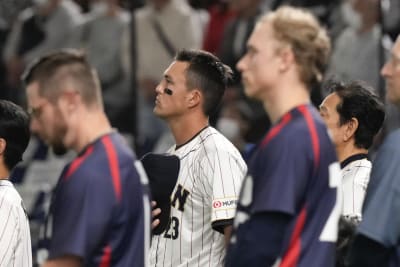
151, 201, 161, 230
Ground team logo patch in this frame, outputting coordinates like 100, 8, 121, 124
212, 198, 237, 210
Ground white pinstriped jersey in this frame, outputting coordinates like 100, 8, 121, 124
341, 158, 371, 219
0, 180, 32, 267
150, 126, 247, 267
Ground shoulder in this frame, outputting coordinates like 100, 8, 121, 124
0, 183, 24, 220
200, 127, 242, 156
382, 129, 400, 150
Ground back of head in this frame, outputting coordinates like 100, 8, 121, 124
260, 6, 331, 89
327, 80, 385, 149
175, 49, 233, 117
0, 100, 30, 171
22, 49, 102, 107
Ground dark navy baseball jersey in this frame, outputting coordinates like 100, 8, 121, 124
230, 104, 341, 267
36, 132, 150, 267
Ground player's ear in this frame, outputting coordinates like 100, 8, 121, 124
278, 46, 294, 72
343, 117, 358, 142
58, 89, 80, 112
187, 89, 201, 109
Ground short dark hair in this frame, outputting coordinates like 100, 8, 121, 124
325, 80, 385, 149
22, 49, 102, 105
175, 49, 233, 116
0, 100, 30, 171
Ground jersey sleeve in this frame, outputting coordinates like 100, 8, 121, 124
201, 147, 246, 226
251, 132, 312, 216
48, 167, 116, 260
358, 135, 400, 247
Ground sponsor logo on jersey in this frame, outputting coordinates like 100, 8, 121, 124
212, 198, 237, 210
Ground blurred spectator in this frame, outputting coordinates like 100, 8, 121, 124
3, 0, 83, 104
218, 0, 265, 86
202, 0, 236, 55
216, 100, 256, 161
381, 0, 400, 42
327, 0, 381, 93
71, 0, 132, 133
133, 0, 202, 155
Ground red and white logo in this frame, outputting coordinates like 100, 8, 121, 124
213, 201, 222, 208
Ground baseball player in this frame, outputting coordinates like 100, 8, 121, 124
0, 100, 32, 267
226, 7, 341, 266
150, 49, 247, 267
319, 80, 385, 220
23, 50, 150, 267
346, 34, 400, 267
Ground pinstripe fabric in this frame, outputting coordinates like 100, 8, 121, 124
0, 180, 32, 267
150, 126, 247, 267
341, 158, 371, 219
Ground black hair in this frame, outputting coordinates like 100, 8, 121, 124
325, 80, 385, 149
0, 100, 30, 171
175, 49, 233, 116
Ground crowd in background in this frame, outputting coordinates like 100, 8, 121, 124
0, 0, 400, 262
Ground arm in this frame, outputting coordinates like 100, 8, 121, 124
42, 255, 82, 267
224, 225, 233, 246
226, 212, 291, 267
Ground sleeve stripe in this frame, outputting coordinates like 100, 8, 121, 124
102, 136, 122, 203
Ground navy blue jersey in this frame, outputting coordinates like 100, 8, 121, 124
37, 132, 150, 267
230, 104, 341, 267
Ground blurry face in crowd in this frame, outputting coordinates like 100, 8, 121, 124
236, 20, 284, 101
319, 93, 346, 147
381, 37, 400, 107
26, 82, 68, 155
153, 61, 197, 120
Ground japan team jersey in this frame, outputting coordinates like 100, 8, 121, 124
340, 155, 371, 219
37, 132, 151, 267
0, 180, 32, 267
150, 126, 247, 267
231, 104, 341, 267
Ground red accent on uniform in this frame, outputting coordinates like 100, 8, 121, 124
298, 105, 320, 172
279, 207, 307, 267
102, 136, 122, 203
64, 146, 94, 180
99, 245, 112, 267
261, 113, 292, 147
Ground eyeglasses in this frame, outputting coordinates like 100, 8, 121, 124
27, 102, 48, 119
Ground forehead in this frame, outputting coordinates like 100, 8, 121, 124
321, 93, 340, 110
248, 20, 276, 49
164, 61, 189, 79
26, 82, 45, 103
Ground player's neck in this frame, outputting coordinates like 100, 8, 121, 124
337, 143, 368, 163
168, 115, 209, 147
72, 111, 113, 153
263, 83, 310, 124
0, 163, 10, 180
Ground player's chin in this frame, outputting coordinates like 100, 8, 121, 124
153, 106, 166, 118
243, 85, 257, 99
